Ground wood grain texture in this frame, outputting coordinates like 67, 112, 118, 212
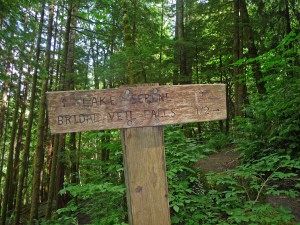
121, 126, 171, 225
46, 84, 227, 133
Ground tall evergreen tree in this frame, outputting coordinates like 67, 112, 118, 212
29, 0, 55, 222
1, 12, 23, 225
240, 0, 266, 94
14, 2, 46, 224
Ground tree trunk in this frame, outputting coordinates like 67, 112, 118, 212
0, 94, 10, 213
176, 0, 189, 84
240, 0, 266, 94
233, 0, 244, 117
91, 40, 100, 89
285, 0, 291, 34
29, 0, 55, 223
12, 7, 30, 208
121, 0, 144, 84
45, 134, 59, 219
159, 1, 164, 82
1, 16, 20, 225
68, 0, 79, 185
55, 21, 63, 91
0, 61, 10, 193
121, 0, 132, 84
2, 59, 22, 225
56, 134, 66, 210
14, 2, 46, 224
44, 5, 60, 200
54, 0, 75, 211
0, 57, 11, 141
61, 0, 72, 90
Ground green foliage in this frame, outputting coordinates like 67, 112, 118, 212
57, 183, 127, 224
50, 130, 127, 225
235, 32, 300, 161
164, 125, 298, 224
204, 132, 232, 152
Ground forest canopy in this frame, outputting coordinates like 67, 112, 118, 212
0, 0, 299, 224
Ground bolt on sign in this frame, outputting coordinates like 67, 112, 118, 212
46, 84, 226, 134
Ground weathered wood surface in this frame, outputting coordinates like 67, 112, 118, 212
121, 126, 171, 225
46, 84, 226, 134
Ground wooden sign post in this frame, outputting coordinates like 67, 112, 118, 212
46, 84, 226, 225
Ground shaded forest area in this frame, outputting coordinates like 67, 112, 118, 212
0, 0, 299, 224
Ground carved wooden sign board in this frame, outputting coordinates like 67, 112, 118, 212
46, 84, 226, 134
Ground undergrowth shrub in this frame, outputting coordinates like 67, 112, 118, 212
235, 31, 300, 162
166, 128, 299, 224
45, 130, 127, 225
205, 132, 232, 152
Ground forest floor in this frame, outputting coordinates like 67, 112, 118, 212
196, 146, 300, 223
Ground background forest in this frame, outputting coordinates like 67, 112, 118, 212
0, 0, 299, 224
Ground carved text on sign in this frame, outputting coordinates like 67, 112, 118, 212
46, 84, 226, 133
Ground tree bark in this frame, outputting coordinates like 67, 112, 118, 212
240, 0, 266, 94
14, 2, 46, 224
12, 7, 31, 208
0, 61, 10, 185
55, 78, 68, 203
91, 40, 100, 89
45, 134, 59, 219
2, 55, 22, 225
55, 0, 77, 211
121, 0, 145, 84
0, 94, 10, 214
56, 134, 66, 210
173, 7, 179, 85
285, 0, 291, 35
176, 0, 189, 84
44, 5, 60, 201
61, 0, 72, 90
1, 16, 19, 225
29, 0, 55, 223
0, 56, 11, 141
233, 0, 244, 117
68, 0, 79, 185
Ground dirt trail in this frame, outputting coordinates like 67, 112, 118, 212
195, 147, 240, 173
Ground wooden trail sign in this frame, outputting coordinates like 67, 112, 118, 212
46, 84, 227, 225
46, 84, 226, 134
